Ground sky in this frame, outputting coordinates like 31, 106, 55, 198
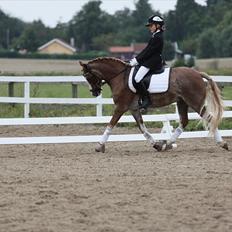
0, 0, 207, 28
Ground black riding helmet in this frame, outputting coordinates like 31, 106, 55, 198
145, 15, 164, 27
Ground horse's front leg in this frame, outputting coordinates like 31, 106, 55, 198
95, 106, 127, 153
131, 109, 176, 151
130, 109, 156, 146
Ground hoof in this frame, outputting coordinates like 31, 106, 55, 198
153, 140, 167, 152
153, 140, 176, 152
218, 141, 229, 151
153, 142, 162, 151
95, 143, 105, 153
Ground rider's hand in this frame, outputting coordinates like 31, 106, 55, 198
129, 58, 138, 66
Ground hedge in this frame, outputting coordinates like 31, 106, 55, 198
0, 50, 109, 60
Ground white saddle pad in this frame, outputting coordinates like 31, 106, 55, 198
128, 67, 171, 93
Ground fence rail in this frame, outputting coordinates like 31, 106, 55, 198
0, 75, 231, 145
0, 75, 232, 118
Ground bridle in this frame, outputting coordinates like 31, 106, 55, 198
83, 64, 129, 95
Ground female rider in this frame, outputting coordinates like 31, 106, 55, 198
130, 15, 165, 112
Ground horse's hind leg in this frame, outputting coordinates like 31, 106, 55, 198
200, 106, 229, 150
214, 128, 229, 150
152, 99, 188, 151
130, 109, 155, 145
166, 98, 188, 146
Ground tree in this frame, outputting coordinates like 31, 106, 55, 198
114, 8, 133, 29
174, 0, 205, 40
132, 0, 153, 25
69, 1, 111, 51
92, 33, 115, 50
207, 0, 232, 7
52, 22, 69, 42
110, 8, 134, 45
163, 40, 175, 61
165, 10, 177, 42
1, 0, 231, 59
215, 11, 232, 57
14, 20, 52, 52
197, 29, 217, 58
131, 0, 157, 42
218, 25, 232, 57
0, 9, 26, 49
181, 38, 197, 55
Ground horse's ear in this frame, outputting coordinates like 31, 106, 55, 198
79, 61, 84, 66
79, 61, 88, 71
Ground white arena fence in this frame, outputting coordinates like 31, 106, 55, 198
0, 75, 231, 145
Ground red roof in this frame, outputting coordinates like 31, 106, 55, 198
109, 43, 147, 54
109, 46, 133, 53
132, 43, 146, 52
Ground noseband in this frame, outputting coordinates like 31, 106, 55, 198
83, 64, 103, 95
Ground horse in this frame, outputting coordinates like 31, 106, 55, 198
79, 57, 228, 153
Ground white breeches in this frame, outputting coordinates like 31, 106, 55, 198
134, 66, 150, 83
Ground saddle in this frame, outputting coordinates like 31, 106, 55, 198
128, 66, 171, 94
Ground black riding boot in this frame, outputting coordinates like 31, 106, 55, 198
136, 81, 151, 112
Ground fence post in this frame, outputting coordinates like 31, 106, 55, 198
161, 120, 173, 138
8, 82, 14, 97
24, 81, 30, 118
96, 94, 103, 116
72, 83, 78, 98
8, 82, 15, 107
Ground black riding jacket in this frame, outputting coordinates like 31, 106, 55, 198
136, 30, 164, 71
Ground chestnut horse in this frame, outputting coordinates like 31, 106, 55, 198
80, 57, 228, 152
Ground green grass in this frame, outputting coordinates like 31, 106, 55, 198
0, 83, 114, 118
222, 86, 232, 100
0, 78, 231, 130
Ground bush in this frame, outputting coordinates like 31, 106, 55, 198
185, 56, 195, 67
171, 56, 195, 67
172, 58, 186, 67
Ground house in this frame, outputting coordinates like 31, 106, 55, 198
109, 43, 147, 60
38, 38, 76, 55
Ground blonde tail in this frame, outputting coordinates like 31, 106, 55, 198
200, 72, 224, 134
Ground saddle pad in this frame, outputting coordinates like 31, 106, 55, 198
128, 67, 171, 93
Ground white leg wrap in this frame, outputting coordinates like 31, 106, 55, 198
99, 126, 112, 144
140, 124, 155, 145
169, 127, 183, 144
214, 128, 223, 143
143, 131, 155, 145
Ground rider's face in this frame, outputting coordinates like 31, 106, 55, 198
148, 24, 157, 33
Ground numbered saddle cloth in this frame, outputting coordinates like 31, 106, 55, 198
128, 66, 171, 93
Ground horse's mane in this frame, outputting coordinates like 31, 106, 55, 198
89, 57, 130, 66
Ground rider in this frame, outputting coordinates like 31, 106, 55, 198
130, 15, 165, 112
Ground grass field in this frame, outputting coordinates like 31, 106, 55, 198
0, 82, 121, 117
0, 81, 231, 130
0, 64, 231, 130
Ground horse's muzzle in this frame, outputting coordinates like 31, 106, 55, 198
90, 89, 101, 97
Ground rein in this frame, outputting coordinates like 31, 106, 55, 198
110, 66, 129, 80
101, 66, 129, 86
85, 64, 129, 86
83, 62, 130, 96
